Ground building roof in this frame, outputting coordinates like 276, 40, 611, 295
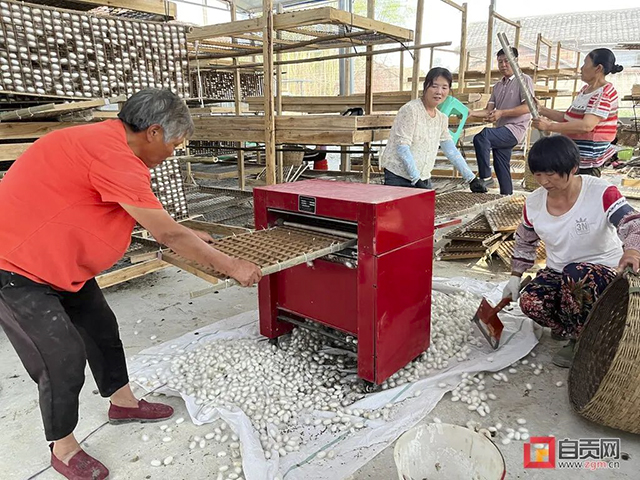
467, 7, 640, 51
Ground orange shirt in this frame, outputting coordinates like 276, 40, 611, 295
0, 120, 162, 292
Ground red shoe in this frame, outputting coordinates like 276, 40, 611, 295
108, 399, 174, 425
50, 444, 109, 480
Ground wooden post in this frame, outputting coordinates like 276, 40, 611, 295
429, 46, 434, 69
514, 21, 521, 49
231, 2, 245, 190
533, 33, 542, 85
276, 3, 284, 183
484, 0, 495, 94
551, 42, 561, 109
457, 3, 467, 94
363, 0, 375, 184
262, 0, 276, 185
572, 51, 581, 101
411, 0, 425, 99
399, 50, 404, 91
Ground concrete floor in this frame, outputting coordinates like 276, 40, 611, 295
1, 261, 639, 479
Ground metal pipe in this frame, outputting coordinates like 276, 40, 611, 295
497, 33, 539, 118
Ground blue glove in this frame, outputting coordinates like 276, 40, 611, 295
440, 139, 475, 183
397, 144, 420, 184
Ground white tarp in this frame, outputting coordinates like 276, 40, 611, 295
128, 277, 538, 480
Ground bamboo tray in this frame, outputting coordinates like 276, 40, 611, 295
160, 225, 356, 297
485, 196, 526, 233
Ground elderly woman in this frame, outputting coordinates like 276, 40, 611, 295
0, 89, 262, 479
532, 48, 623, 177
381, 67, 487, 192
503, 136, 640, 367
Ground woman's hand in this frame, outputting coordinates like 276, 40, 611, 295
192, 229, 215, 244
228, 258, 263, 286
532, 117, 553, 132
618, 249, 640, 273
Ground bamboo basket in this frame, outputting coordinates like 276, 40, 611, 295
568, 272, 640, 434
282, 145, 304, 166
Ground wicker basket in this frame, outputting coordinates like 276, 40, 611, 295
568, 272, 640, 434
282, 145, 304, 166
523, 156, 539, 191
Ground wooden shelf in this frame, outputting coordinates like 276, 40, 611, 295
190, 114, 394, 146
25, 0, 177, 20
188, 7, 413, 58
245, 91, 488, 114
0, 96, 125, 122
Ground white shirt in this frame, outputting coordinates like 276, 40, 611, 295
523, 176, 623, 272
380, 99, 451, 180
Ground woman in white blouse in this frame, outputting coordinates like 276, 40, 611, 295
380, 67, 486, 193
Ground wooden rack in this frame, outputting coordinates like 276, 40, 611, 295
0, 0, 190, 100
26, 0, 177, 20
187, 6, 413, 56
187, 2, 415, 188
190, 114, 395, 146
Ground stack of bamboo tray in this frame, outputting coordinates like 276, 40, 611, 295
439, 195, 546, 269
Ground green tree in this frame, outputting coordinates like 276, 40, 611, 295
353, 0, 415, 29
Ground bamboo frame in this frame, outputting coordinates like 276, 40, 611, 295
440, 0, 468, 95
187, 7, 413, 46
362, 0, 375, 184
411, 0, 425, 99
484, 2, 521, 93
231, 3, 246, 191
276, 2, 284, 184
262, 0, 276, 185
189, 4, 421, 184
54, 0, 177, 18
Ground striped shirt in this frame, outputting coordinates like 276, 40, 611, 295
564, 83, 618, 168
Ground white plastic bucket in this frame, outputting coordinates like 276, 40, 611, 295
394, 423, 506, 480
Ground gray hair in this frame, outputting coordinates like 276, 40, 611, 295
118, 89, 195, 142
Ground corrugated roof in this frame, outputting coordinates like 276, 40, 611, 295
467, 7, 640, 51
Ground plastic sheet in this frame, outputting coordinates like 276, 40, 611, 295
128, 276, 538, 480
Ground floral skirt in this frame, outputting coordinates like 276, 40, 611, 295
519, 263, 617, 338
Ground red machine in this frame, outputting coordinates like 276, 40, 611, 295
253, 180, 435, 385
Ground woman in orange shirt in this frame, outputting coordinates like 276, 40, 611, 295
0, 89, 261, 480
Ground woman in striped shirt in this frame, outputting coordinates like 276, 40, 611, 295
532, 48, 622, 177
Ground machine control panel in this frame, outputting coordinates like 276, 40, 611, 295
298, 195, 316, 214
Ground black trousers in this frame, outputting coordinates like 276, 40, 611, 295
384, 169, 433, 189
473, 126, 518, 195
0, 270, 128, 441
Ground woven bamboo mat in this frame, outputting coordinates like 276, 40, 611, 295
484, 195, 526, 233
435, 192, 504, 218
444, 227, 503, 245
161, 226, 355, 284
495, 240, 547, 268
442, 241, 489, 253
464, 214, 493, 233
439, 250, 486, 260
